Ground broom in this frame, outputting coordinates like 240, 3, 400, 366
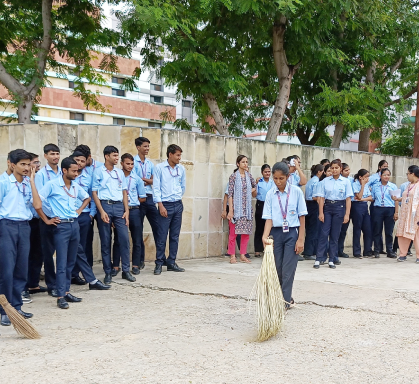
0, 294, 41, 339
249, 238, 286, 342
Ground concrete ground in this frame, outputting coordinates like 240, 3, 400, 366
1, 252, 419, 384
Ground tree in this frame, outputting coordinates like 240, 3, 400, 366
381, 125, 414, 157
0, 0, 138, 123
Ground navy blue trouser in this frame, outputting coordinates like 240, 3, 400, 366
53, 221, 80, 297
316, 201, 345, 263
26, 218, 43, 289
370, 204, 383, 252
351, 202, 372, 256
338, 221, 350, 256
113, 207, 143, 267
97, 202, 130, 274
372, 206, 395, 253
139, 194, 160, 263
0, 219, 30, 314
39, 219, 57, 291
254, 200, 266, 253
270, 227, 299, 304
85, 215, 96, 267
304, 201, 319, 256
72, 212, 96, 283
155, 201, 183, 266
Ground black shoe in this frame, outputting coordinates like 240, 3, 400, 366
245, 253, 251, 259
1, 314, 11, 326
329, 263, 336, 269
71, 276, 87, 285
89, 280, 111, 290
17, 309, 33, 319
387, 252, 397, 259
111, 268, 120, 277
304, 255, 316, 261
57, 298, 69, 309
407, 251, 413, 256
373, 252, 380, 258
167, 263, 185, 272
48, 289, 59, 297
64, 293, 82, 303
22, 290, 31, 300
334, 260, 341, 265
353, 254, 363, 259
397, 256, 407, 262
339, 252, 350, 258
363, 251, 373, 257
122, 271, 136, 282
28, 286, 47, 294
254, 253, 262, 258
298, 255, 304, 261
313, 263, 320, 269
131, 267, 141, 275
380, 250, 387, 255
154, 265, 162, 275
162, 260, 168, 267
104, 274, 112, 285
140, 262, 145, 270
320, 261, 325, 265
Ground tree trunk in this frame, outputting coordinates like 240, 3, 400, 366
413, 70, 419, 158
265, 16, 297, 142
331, 122, 344, 148
17, 98, 35, 123
203, 93, 229, 136
358, 129, 371, 152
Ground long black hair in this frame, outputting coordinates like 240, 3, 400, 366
354, 169, 369, 181
234, 155, 247, 172
320, 164, 331, 181
376, 160, 388, 173
310, 164, 324, 178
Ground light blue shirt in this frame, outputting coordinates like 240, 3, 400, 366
351, 179, 372, 202
92, 166, 128, 202
39, 177, 89, 219
133, 155, 154, 195
288, 171, 301, 187
35, 164, 62, 217
314, 175, 354, 200
75, 169, 96, 216
85, 158, 104, 177
256, 179, 274, 201
0, 174, 33, 221
153, 160, 186, 203
262, 184, 307, 227
305, 176, 320, 201
397, 181, 409, 207
371, 182, 397, 207
0, 171, 10, 182
125, 172, 147, 206
367, 172, 381, 190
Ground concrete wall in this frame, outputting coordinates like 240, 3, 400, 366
0, 123, 416, 260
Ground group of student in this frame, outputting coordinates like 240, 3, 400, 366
0, 137, 186, 328
224, 155, 419, 308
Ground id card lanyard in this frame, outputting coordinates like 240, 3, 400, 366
406, 183, 417, 204
127, 176, 133, 203
380, 184, 388, 207
277, 187, 291, 232
106, 169, 122, 188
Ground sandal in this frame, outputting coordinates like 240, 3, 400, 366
240, 255, 251, 263
230, 256, 237, 264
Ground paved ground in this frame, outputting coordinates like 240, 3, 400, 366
1, 252, 419, 383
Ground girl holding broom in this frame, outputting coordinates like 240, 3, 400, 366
261, 162, 307, 309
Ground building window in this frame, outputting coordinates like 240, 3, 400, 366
113, 118, 125, 125
182, 100, 192, 108
150, 95, 163, 103
112, 88, 126, 97
70, 112, 84, 121
182, 100, 193, 123
150, 83, 162, 91
69, 81, 75, 89
148, 122, 162, 128
68, 68, 81, 77
112, 77, 124, 84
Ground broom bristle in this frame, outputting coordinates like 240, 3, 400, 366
0, 295, 41, 339
249, 239, 286, 342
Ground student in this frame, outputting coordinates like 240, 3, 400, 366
227, 155, 257, 264
92, 146, 136, 284
351, 169, 373, 258
320, 164, 332, 181
262, 162, 307, 308
112, 153, 147, 275
133, 137, 160, 270
337, 163, 352, 259
254, 164, 273, 257
75, 144, 104, 176
371, 168, 398, 258
35, 157, 92, 309
394, 167, 419, 262
313, 159, 353, 269
303, 164, 323, 261
68, 151, 110, 292
153, 144, 186, 275
35, 143, 62, 297
0, 153, 12, 181
286, 155, 307, 187
320, 159, 330, 166
0, 150, 36, 326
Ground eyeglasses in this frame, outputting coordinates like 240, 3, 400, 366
32, 161, 41, 165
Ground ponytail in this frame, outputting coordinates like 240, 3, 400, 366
310, 164, 324, 178
354, 169, 369, 181
377, 159, 387, 173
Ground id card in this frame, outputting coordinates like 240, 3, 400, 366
283, 221, 289, 233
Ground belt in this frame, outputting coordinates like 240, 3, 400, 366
129, 206, 140, 210
3, 219, 29, 224
100, 199, 122, 205
146, 194, 153, 197
59, 218, 77, 223
325, 199, 345, 204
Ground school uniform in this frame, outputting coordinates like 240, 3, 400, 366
38, 177, 89, 297
0, 171, 10, 181
314, 176, 353, 263
288, 171, 301, 187
392, 182, 412, 253
0, 175, 33, 315
337, 176, 354, 257
35, 165, 62, 293
368, 172, 383, 251
262, 184, 307, 304
92, 166, 131, 275
134, 155, 160, 265
153, 160, 186, 266
351, 179, 373, 256
113, 172, 147, 268
254, 178, 274, 253
371, 181, 397, 255
304, 175, 320, 257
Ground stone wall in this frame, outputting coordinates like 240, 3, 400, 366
0, 123, 416, 260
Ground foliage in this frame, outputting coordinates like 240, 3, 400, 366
380, 125, 414, 157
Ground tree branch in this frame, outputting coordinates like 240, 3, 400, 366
382, 57, 403, 86
0, 62, 25, 95
384, 86, 417, 107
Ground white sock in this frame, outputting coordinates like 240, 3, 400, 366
329, 262, 334, 266
314, 261, 320, 266
89, 279, 98, 284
